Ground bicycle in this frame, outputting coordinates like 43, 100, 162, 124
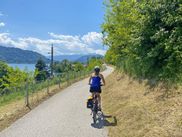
91, 93, 99, 123
90, 85, 103, 124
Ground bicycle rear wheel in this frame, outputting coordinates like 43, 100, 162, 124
92, 94, 99, 124
93, 111, 97, 124
92, 102, 98, 124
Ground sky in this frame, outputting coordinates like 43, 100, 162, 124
0, 0, 107, 56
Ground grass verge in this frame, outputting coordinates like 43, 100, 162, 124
102, 71, 182, 137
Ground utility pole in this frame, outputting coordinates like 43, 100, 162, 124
51, 44, 54, 77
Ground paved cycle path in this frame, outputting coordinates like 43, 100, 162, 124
0, 66, 114, 137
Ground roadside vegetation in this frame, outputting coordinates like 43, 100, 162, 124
0, 56, 105, 131
0, 57, 104, 106
102, 1, 182, 137
103, 71, 182, 137
102, 0, 182, 86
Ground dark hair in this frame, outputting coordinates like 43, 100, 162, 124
94, 68, 100, 75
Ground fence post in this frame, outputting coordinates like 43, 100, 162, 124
47, 79, 49, 94
71, 71, 73, 84
80, 71, 82, 79
76, 72, 78, 81
66, 73, 69, 85
25, 80, 29, 107
59, 75, 61, 89
68, 72, 70, 85
79, 71, 81, 79
84, 70, 86, 78
75, 72, 77, 81
73, 72, 75, 82
81, 71, 83, 79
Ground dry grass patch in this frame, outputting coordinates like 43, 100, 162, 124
102, 71, 182, 137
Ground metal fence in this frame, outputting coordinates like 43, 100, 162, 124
0, 70, 92, 107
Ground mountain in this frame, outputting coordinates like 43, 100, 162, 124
0, 46, 50, 63
76, 54, 103, 63
52, 55, 83, 62
52, 54, 103, 63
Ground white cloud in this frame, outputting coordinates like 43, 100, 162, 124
95, 50, 107, 55
0, 32, 107, 56
48, 32, 81, 42
0, 22, 5, 27
81, 32, 103, 45
0, 33, 28, 49
48, 32, 106, 55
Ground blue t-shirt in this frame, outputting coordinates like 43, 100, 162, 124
91, 76, 101, 87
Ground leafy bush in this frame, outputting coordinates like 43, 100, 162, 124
0, 61, 28, 95
54, 59, 74, 73
102, 0, 182, 84
86, 58, 103, 71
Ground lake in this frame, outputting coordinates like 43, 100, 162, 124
8, 64, 35, 72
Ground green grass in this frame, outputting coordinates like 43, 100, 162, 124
0, 70, 92, 107
0, 92, 24, 107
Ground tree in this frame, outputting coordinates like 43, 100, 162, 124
87, 58, 103, 71
73, 62, 84, 72
34, 58, 49, 81
54, 59, 74, 73
0, 61, 10, 89
137, 1, 182, 82
0, 61, 28, 95
102, 0, 182, 84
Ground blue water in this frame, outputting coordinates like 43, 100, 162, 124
8, 64, 35, 72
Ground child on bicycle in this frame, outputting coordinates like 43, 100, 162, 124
88, 66, 105, 110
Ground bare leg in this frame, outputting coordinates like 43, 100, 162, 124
92, 92, 101, 109
92, 93, 94, 98
92, 93, 96, 102
96, 93, 101, 109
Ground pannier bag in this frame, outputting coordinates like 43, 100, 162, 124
87, 96, 93, 108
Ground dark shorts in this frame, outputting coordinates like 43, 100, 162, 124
90, 86, 102, 93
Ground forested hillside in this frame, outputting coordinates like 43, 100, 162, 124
0, 46, 49, 63
53, 54, 103, 63
76, 54, 103, 63
102, 1, 182, 84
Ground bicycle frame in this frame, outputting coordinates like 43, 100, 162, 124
89, 84, 103, 124
91, 93, 99, 123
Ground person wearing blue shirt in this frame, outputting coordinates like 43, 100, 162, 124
88, 66, 106, 110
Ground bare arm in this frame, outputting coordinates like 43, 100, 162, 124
88, 74, 92, 85
100, 74, 106, 86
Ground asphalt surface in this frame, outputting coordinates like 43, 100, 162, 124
0, 66, 114, 137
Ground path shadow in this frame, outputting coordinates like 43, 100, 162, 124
91, 112, 117, 129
